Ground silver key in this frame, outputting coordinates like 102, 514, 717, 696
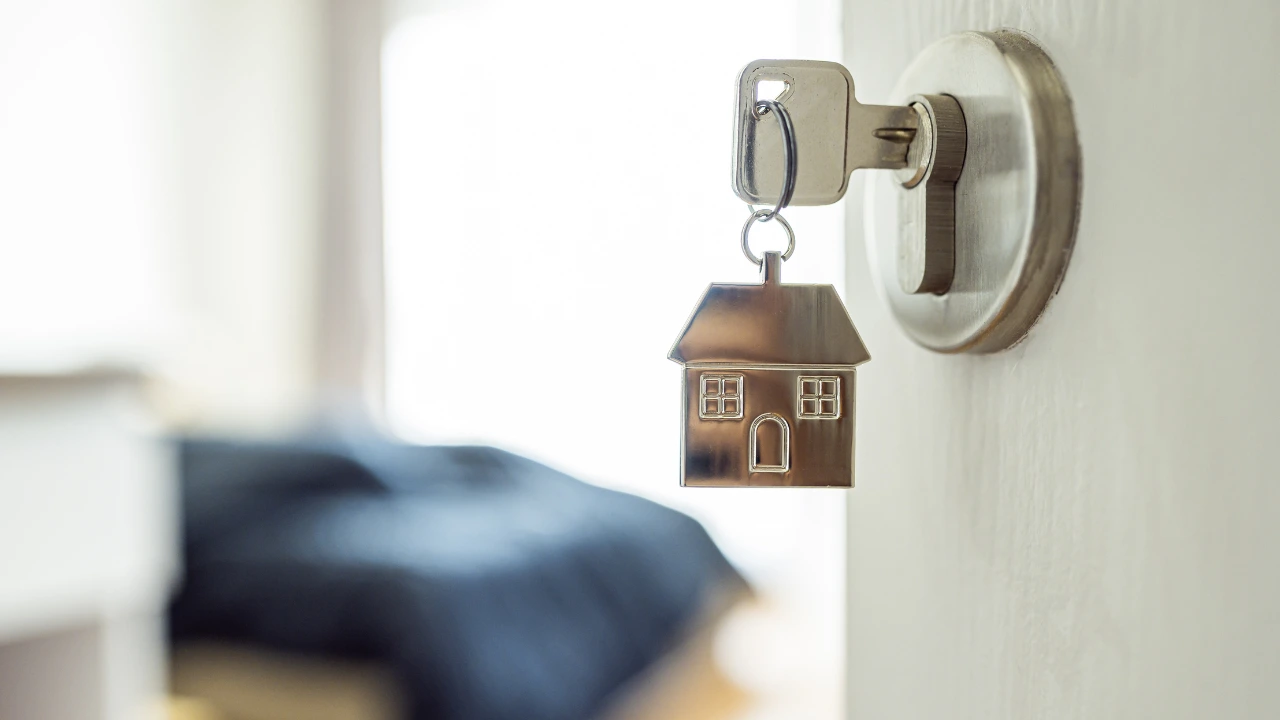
732, 60, 918, 206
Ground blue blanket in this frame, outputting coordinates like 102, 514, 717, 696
170, 437, 744, 720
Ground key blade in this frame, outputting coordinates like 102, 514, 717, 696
848, 102, 918, 172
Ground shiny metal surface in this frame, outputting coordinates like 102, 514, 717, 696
749, 99, 797, 221
895, 94, 966, 295
669, 251, 870, 487
895, 102, 933, 189
740, 209, 795, 266
866, 30, 1081, 352
733, 60, 918, 206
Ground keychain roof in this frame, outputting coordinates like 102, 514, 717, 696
668, 253, 870, 367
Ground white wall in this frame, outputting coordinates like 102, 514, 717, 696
0, 0, 334, 431
842, 1, 1280, 718
0, 0, 167, 367
151, 0, 326, 431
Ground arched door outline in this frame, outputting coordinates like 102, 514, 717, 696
748, 413, 790, 473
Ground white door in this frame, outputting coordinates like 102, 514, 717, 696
843, 3, 1280, 719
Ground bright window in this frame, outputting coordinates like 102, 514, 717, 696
383, 2, 845, 715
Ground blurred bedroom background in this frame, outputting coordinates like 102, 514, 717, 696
0, 1, 847, 719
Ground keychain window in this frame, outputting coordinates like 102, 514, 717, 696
798, 377, 840, 419
699, 374, 744, 420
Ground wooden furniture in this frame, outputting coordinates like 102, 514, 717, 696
170, 601, 750, 720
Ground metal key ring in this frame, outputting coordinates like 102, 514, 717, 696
741, 208, 796, 266
751, 99, 798, 222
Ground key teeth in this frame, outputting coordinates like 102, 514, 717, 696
873, 128, 918, 143
848, 102, 921, 171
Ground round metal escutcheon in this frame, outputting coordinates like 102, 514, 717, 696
866, 30, 1081, 353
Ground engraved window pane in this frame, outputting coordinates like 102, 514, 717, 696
801, 379, 819, 397
819, 398, 836, 416
820, 379, 837, 397
700, 374, 745, 419
800, 398, 819, 416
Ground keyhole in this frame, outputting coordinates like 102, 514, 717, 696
755, 80, 789, 103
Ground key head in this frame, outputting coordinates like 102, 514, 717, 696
733, 60, 855, 207
733, 60, 919, 208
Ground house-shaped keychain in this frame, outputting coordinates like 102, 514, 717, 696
668, 251, 870, 487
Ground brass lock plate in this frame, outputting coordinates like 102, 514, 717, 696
867, 30, 1081, 353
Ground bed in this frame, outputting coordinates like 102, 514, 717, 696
169, 435, 746, 720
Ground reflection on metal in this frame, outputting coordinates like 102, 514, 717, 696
867, 30, 1081, 352
748, 413, 790, 473
669, 251, 870, 488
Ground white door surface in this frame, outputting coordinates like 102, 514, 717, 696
842, 2, 1280, 719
